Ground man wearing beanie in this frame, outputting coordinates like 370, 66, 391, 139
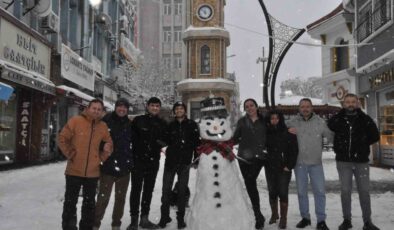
94, 98, 133, 230
158, 101, 200, 229
127, 97, 168, 230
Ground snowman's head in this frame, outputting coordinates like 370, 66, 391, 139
198, 97, 232, 141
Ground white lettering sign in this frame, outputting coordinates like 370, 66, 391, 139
61, 44, 95, 91
0, 19, 51, 79
20, 101, 30, 146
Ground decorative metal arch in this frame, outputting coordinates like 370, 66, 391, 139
258, 0, 305, 109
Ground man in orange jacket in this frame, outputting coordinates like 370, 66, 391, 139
58, 99, 113, 230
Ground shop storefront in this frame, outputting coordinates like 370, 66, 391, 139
359, 63, 394, 166
0, 11, 55, 164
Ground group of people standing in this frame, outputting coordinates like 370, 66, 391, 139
58, 93, 381, 230
58, 97, 199, 230
233, 95, 380, 230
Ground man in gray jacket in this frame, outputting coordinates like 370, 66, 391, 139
287, 98, 333, 230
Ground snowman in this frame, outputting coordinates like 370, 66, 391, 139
187, 97, 254, 230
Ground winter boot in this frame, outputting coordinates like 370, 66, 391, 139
296, 218, 311, 228
363, 221, 380, 230
177, 211, 186, 229
269, 199, 279, 224
158, 216, 172, 228
338, 219, 352, 230
254, 211, 265, 229
279, 202, 288, 229
316, 221, 330, 230
139, 215, 159, 229
126, 215, 139, 230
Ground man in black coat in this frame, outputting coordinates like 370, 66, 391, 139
158, 101, 200, 229
94, 98, 133, 230
127, 97, 168, 230
327, 94, 380, 230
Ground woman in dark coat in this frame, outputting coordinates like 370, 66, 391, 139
233, 98, 267, 229
265, 110, 298, 229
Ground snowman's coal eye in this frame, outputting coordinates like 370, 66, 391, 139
206, 122, 211, 126
220, 121, 224, 126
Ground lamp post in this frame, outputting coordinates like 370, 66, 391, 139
256, 47, 268, 105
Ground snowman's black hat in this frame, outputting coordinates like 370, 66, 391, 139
200, 97, 228, 117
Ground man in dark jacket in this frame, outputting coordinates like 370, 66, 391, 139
158, 101, 200, 229
93, 98, 133, 230
327, 94, 380, 230
127, 97, 168, 230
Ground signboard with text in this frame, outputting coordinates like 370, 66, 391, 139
61, 44, 94, 91
0, 18, 51, 79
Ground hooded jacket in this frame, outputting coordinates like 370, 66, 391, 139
327, 108, 380, 163
266, 111, 298, 171
100, 112, 133, 177
58, 111, 113, 178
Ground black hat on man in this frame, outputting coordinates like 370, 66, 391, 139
172, 101, 187, 113
115, 98, 130, 109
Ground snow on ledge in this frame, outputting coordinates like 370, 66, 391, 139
177, 78, 235, 85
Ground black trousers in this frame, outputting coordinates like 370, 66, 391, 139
129, 160, 160, 217
239, 159, 265, 216
160, 164, 190, 220
62, 175, 98, 230
264, 167, 292, 203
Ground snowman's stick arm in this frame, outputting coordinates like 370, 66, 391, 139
234, 155, 252, 164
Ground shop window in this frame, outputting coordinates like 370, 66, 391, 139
380, 105, 394, 146
200, 45, 211, 74
0, 93, 17, 163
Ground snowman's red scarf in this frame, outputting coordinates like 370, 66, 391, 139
196, 140, 235, 161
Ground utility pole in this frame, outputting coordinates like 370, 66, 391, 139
256, 47, 268, 105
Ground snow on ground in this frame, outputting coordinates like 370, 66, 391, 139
0, 151, 393, 230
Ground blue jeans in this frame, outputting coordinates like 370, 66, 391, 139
294, 164, 326, 223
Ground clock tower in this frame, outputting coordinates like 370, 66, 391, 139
177, 0, 235, 120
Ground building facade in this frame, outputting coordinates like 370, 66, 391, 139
0, 0, 140, 165
307, 4, 357, 106
353, 0, 394, 166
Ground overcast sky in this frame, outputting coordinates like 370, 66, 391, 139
225, 0, 342, 105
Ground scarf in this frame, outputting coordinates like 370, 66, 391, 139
196, 140, 235, 161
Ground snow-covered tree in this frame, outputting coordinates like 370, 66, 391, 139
119, 57, 176, 108
280, 76, 322, 98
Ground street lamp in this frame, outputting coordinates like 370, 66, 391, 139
89, 0, 102, 8
256, 47, 268, 105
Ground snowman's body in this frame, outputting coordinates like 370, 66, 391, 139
187, 113, 254, 230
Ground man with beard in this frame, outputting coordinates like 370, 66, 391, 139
328, 94, 380, 230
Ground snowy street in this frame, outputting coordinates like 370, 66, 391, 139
1, 152, 394, 230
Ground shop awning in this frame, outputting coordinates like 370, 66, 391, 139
56, 85, 114, 111
0, 60, 55, 95
0, 81, 14, 101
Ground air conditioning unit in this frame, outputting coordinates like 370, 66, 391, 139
40, 11, 59, 33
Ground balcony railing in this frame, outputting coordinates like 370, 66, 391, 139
356, 0, 392, 41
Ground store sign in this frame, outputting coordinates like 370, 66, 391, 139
1, 69, 55, 95
0, 19, 51, 79
61, 44, 94, 91
119, 33, 140, 64
103, 85, 117, 104
369, 67, 394, 89
20, 101, 30, 146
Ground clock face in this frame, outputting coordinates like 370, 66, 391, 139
198, 5, 213, 20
